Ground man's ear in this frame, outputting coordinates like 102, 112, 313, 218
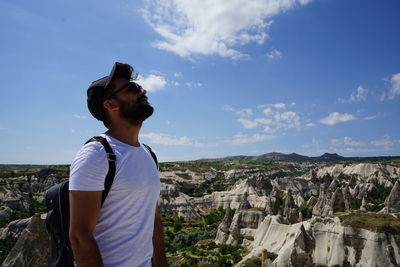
104, 99, 119, 112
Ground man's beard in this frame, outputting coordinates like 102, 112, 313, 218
118, 97, 154, 125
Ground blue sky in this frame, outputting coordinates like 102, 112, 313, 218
1, 0, 399, 164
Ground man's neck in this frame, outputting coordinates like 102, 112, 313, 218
106, 122, 142, 147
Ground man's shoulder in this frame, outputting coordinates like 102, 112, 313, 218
71, 136, 108, 166
80, 137, 107, 154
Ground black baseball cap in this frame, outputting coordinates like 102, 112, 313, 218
87, 62, 126, 121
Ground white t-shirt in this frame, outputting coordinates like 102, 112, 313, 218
69, 134, 160, 267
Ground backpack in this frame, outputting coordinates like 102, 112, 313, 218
45, 136, 158, 267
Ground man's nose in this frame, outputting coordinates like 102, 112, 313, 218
139, 89, 147, 96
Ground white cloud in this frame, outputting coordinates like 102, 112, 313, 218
258, 102, 286, 111
279, 111, 301, 128
73, 114, 88, 119
174, 72, 183, 77
141, 133, 203, 146
319, 112, 356, 126
237, 118, 258, 129
184, 81, 202, 87
306, 122, 315, 127
343, 136, 363, 146
237, 117, 272, 129
363, 114, 378, 120
338, 85, 367, 103
137, 74, 167, 92
350, 85, 367, 102
231, 133, 276, 145
272, 111, 301, 129
262, 108, 274, 115
224, 106, 253, 117
266, 48, 282, 60
273, 102, 286, 109
142, 0, 313, 59
236, 103, 302, 132
389, 73, 400, 100
236, 108, 252, 117
371, 135, 400, 150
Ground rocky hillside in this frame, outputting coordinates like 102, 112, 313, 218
0, 158, 400, 266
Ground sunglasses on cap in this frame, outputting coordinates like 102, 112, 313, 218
108, 81, 143, 97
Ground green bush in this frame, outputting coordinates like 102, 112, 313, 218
218, 244, 238, 255
342, 260, 351, 267
170, 230, 217, 250
0, 198, 45, 228
350, 198, 362, 210
299, 205, 312, 219
242, 256, 262, 267
204, 208, 225, 227
0, 237, 17, 264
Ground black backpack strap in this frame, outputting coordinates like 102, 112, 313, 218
85, 136, 116, 206
142, 143, 159, 170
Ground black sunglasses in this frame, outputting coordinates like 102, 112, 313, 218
108, 82, 143, 97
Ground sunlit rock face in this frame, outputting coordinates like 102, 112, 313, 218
384, 181, 400, 213
313, 163, 399, 188
236, 215, 400, 267
215, 208, 266, 246
0, 217, 31, 240
1, 214, 51, 267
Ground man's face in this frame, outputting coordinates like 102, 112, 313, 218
111, 79, 154, 124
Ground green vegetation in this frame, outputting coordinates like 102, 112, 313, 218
0, 165, 69, 178
268, 252, 278, 261
162, 208, 248, 266
159, 159, 282, 174
0, 199, 45, 228
339, 211, 400, 234
0, 198, 46, 265
350, 197, 362, 210
0, 237, 17, 264
300, 205, 313, 219
368, 185, 392, 212
241, 256, 262, 267
180, 172, 228, 196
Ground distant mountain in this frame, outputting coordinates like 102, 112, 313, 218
256, 152, 310, 161
221, 152, 310, 161
220, 152, 345, 162
314, 153, 344, 161
199, 152, 400, 163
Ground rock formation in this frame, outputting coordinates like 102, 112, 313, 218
1, 214, 51, 267
384, 181, 400, 213
283, 190, 300, 223
0, 217, 31, 240
1, 161, 400, 265
238, 215, 400, 267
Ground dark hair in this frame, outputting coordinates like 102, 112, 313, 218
102, 63, 138, 128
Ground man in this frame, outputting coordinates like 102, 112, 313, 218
68, 62, 167, 267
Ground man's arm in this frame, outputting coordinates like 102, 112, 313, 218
69, 190, 103, 267
152, 205, 168, 267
